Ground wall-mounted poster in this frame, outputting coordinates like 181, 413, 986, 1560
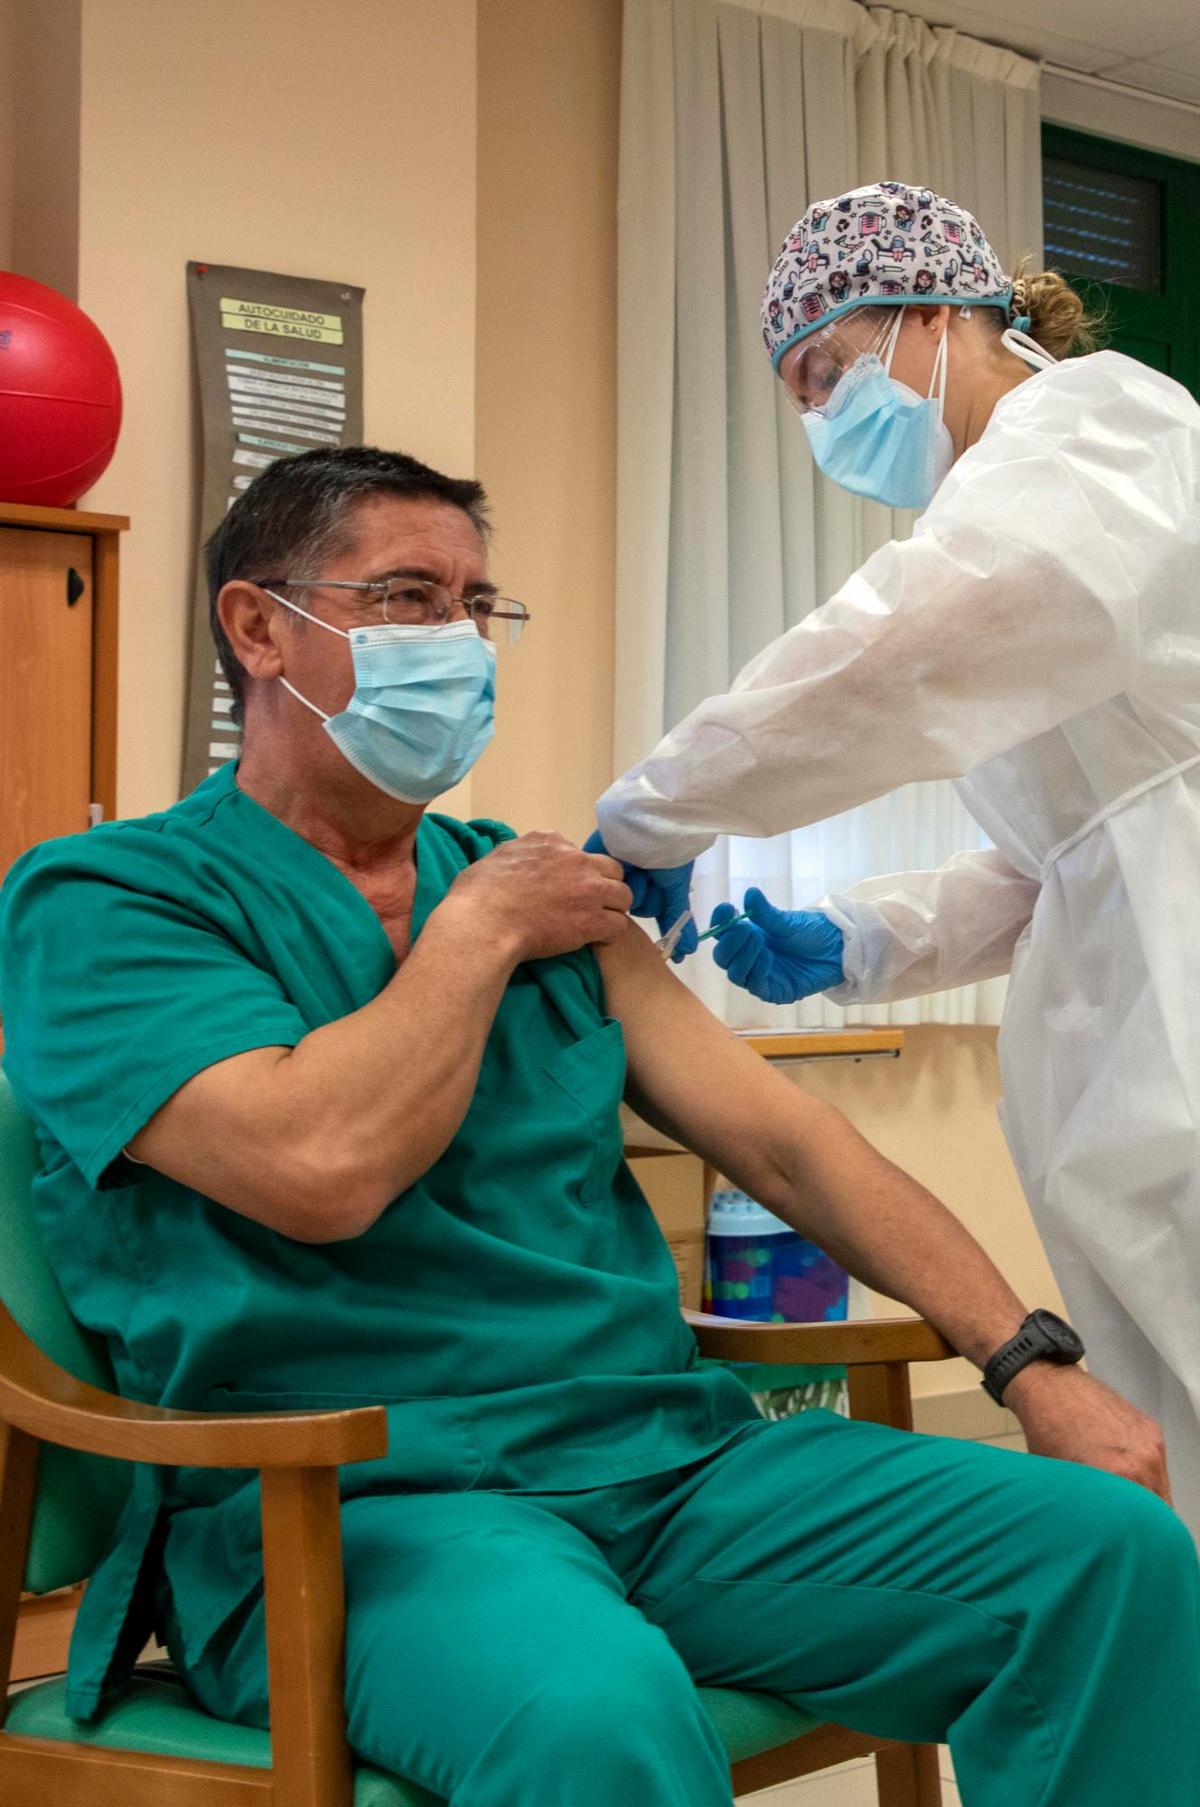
183, 261, 364, 795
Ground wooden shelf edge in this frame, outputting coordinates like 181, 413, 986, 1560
0, 502, 130, 534
739, 1029, 905, 1059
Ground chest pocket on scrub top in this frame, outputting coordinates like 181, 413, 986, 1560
541, 1019, 628, 1205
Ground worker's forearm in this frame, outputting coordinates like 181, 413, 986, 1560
825, 850, 1038, 1006
765, 1105, 1027, 1370
277, 895, 521, 1219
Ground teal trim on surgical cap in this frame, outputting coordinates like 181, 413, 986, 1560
770, 288, 1015, 371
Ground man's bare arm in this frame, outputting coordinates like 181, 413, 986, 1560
601, 923, 1028, 1368
600, 924, 1171, 1497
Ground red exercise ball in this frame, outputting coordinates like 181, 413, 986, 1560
0, 272, 123, 507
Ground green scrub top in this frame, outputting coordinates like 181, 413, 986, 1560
0, 763, 757, 1719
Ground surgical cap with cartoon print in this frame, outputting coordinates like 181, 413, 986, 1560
762, 181, 1015, 369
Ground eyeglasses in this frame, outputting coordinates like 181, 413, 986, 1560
256, 576, 530, 644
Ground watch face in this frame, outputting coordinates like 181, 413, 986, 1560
1031, 1309, 1085, 1359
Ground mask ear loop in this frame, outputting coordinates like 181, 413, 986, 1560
881, 308, 905, 377
279, 678, 331, 722
927, 318, 949, 428
882, 306, 948, 429
264, 587, 341, 722
1001, 326, 1057, 371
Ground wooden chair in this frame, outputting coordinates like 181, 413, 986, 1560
0, 1072, 954, 1804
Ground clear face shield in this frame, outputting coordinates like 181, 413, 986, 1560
777, 310, 902, 418
777, 306, 956, 512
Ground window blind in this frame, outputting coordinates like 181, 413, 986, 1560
1042, 156, 1162, 292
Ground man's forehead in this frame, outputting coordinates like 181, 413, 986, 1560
336, 493, 487, 573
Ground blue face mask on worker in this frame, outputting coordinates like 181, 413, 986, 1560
802, 310, 953, 511
267, 591, 496, 804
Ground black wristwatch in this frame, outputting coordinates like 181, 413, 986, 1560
982, 1310, 1085, 1405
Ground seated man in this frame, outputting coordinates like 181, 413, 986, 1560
1, 445, 1197, 1807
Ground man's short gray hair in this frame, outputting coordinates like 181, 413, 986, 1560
204, 445, 490, 727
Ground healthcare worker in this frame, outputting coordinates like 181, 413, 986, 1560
592, 181, 1200, 1539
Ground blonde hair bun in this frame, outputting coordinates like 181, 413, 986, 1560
1011, 257, 1103, 358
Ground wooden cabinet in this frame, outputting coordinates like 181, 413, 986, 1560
0, 501, 126, 886
1, 501, 125, 1678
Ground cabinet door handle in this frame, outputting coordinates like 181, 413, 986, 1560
66, 567, 86, 607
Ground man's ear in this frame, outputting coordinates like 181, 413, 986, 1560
219, 582, 285, 683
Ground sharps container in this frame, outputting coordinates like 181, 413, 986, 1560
704, 1188, 851, 1418
703, 1188, 849, 1324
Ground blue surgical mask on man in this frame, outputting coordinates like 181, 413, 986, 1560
267, 591, 496, 804
802, 311, 954, 511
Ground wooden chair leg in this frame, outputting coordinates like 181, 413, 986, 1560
875, 1741, 943, 1807
844, 1364, 944, 1806
0, 1421, 39, 1715
261, 1465, 354, 1807
847, 1361, 915, 1432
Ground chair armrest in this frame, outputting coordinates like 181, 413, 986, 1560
684, 1311, 955, 1366
0, 1302, 387, 1468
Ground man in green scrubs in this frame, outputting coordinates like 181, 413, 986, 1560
1, 446, 1197, 1807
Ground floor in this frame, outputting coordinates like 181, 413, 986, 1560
738, 1747, 960, 1806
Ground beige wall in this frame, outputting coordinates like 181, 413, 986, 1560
64, 0, 477, 820
1043, 69, 1200, 163
472, 0, 619, 841
6, 0, 80, 300
0, 0, 13, 269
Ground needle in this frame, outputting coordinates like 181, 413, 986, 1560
657, 909, 751, 959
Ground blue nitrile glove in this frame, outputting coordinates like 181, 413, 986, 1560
584, 831, 698, 961
709, 888, 846, 1004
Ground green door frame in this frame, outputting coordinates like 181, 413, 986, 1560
1041, 123, 1200, 399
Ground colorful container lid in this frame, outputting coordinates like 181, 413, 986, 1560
707, 1188, 797, 1238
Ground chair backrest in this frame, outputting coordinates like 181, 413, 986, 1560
0, 1070, 131, 1592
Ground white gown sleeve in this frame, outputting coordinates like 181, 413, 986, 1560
596, 355, 1197, 869
820, 848, 1039, 1005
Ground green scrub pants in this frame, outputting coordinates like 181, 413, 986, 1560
171, 1410, 1200, 1805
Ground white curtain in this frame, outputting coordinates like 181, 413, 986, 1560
616, 0, 1042, 1027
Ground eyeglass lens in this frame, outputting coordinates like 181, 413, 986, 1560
381, 579, 527, 644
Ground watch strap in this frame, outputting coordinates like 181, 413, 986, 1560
982, 1313, 1082, 1406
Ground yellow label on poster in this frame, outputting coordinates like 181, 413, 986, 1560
220, 296, 344, 345
221, 296, 341, 328
222, 313, 344, 345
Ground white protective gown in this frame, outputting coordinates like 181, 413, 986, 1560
597, 351, 1200, 1535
